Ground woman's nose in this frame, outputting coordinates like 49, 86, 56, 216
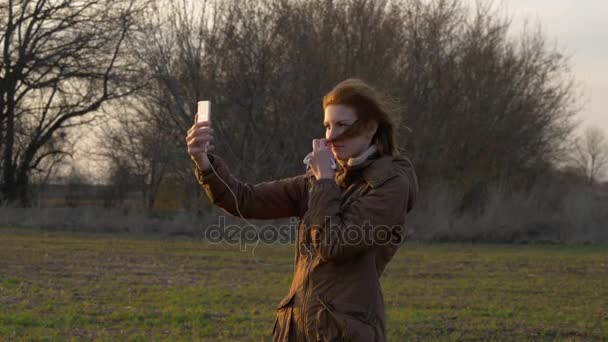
327, 128, 339, 141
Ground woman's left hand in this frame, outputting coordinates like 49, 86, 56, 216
310, 138, 336, 180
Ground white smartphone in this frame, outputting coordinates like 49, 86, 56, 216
197, 101, 210, 123
197, 101, 211, 152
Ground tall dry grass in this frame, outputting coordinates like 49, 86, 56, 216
1, 180, 606, 244
408, 180, 608, 244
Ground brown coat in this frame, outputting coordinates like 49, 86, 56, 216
195, 151, 418, 341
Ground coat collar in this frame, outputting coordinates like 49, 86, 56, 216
335, 150, 399, 188
306, 149, 406, 189
359, 153, 400, 188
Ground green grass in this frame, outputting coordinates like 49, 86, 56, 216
0, 227, 606, 341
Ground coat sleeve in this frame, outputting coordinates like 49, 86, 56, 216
307, 174, 414, 263
194, 153, 308, 219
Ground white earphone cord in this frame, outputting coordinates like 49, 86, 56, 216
202, 145, 315, 263
202, 147, 280, 265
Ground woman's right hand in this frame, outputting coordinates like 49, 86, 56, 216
186, 113, 215, 171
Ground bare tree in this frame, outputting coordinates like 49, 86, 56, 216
568, 127, 608, 184
392, 0, 577, 187
96, 98, 175, 209
0, 0, 148, 206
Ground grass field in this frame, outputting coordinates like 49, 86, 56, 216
0, 227, 607, 341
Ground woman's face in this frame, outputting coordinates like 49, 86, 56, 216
324, 104, 377, 163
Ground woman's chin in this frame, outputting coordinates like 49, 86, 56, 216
332, 152, 351, 165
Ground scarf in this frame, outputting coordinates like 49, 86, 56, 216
336, 144, 378, 168
335, 144, 380, 187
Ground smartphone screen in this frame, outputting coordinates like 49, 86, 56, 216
197, 101, 210, 123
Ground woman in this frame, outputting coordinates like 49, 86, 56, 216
186, 79, 418, 341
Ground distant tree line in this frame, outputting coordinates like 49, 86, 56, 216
2, 0, 606, 211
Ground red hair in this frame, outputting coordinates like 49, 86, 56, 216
323, 78, 401, 156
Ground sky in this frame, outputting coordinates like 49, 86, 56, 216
503, 0, 608, 135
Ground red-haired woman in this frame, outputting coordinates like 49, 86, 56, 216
186, 79, 418, 341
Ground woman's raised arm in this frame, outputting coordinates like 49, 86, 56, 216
194, 153, 309, 220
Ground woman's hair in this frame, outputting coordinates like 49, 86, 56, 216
322, 78, 402, 156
